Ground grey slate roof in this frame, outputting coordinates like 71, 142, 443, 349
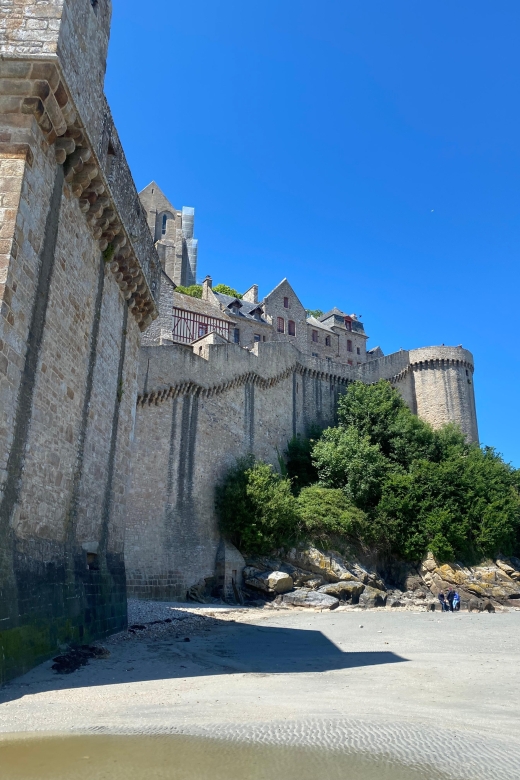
213, 291, 269, 324
319, 308, 366, 334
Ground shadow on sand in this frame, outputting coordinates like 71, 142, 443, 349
0, 616, 407, 704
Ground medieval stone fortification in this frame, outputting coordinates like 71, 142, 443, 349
0, 1, 478, 680
0, 0, 160, 681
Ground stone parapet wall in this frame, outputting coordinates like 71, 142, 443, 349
127, 340, 478, 601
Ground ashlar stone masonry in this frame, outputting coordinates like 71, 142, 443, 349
0, 0, 159, 682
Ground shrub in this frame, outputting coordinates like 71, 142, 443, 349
216, 458, 299, 554
297, 485, 367, 542
176, 284, 202, 298
213, 284, 243, 299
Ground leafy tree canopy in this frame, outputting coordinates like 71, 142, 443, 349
217, 380, 520, 564
175, 284, 202, 298
213, 284, 243, 299
306, 309, 323, 319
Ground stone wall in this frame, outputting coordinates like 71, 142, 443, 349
408, 346, 478, 442
126, 341, 477, 601
0, 0, 159, 682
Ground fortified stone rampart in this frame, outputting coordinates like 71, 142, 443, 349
125, 341, 477, 601
407, 346, 478, 442
0, 0, 159, 682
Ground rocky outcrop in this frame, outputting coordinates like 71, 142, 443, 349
420, 552, 520, 605
239, 545, 520, 611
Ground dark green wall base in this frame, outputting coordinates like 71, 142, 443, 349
0, 547, 127, 685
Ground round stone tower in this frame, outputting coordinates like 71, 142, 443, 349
408, 346, 478, 442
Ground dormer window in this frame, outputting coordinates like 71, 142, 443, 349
227, 299, 243, 317
345, 316, 352, 332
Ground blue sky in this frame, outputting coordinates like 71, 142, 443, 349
105, 0, 520, 466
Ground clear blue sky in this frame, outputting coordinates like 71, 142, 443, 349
105, 0, 520, 467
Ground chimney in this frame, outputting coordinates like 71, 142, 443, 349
202, 275, 212, 300
242, 284, 258, 304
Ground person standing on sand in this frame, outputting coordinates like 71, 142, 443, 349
446, 589, 455, 612
438, 591, 447, 612
453, 591, 461, 611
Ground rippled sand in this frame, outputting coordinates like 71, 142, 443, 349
0, 733, 452, 780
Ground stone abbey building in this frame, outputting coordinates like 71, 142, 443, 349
0, 1, 477, 680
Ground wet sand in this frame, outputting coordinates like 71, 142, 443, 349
0, 606, 519, 779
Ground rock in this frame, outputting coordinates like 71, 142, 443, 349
285, 546, 358, 583
282, 589, 339, 610
420, 553, 520, 605
243, 566, 263, 580
305, 577, 326, 589
359, 586, 387, 608
496, 557, 520, 581
245, 570, 294, 594
386, 596, 404, 608
318, 580, 365, 600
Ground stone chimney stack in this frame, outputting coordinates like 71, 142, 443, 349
242, 284, 259, 304
202, 275, 213, 300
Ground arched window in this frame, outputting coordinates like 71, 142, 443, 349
277, 317, 285, 333
288, 320, 295, 336
162, 214, 168, 235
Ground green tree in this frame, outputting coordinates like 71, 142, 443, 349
175, 284, 202, 298
312, 426, 388, 509
213, 284, 243, 298
306, 309, 323, 319
374, 447, 520, 562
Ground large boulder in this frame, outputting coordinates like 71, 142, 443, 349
318, 581, 365, 600
285, 546, 358, 583
282, 589, 339, 610
359, 586, 387, 608
245, 570, 294, 594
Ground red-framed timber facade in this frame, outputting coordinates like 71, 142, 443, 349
172, 307, 231, 344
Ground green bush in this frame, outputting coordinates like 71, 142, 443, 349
215, 458, 299, 554
297, 485, 367, 542
213, 284, 243, 299
176, 284, 203, 298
